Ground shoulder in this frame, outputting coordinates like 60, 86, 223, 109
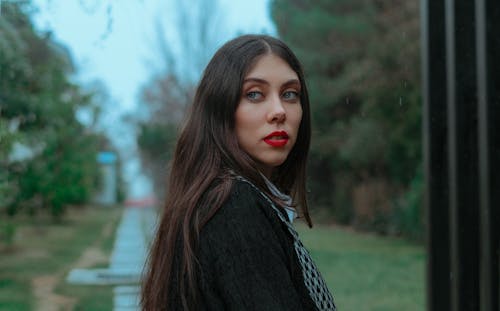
225, 179, 268, 211
195, 180, 311, 310
203, 179, 271, 233
197, 178, 293, 277
198, 179, 287, 251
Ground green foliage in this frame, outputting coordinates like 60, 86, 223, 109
0, 219, 16, 248
0, 1, 106, 220
114, 154, 127, 203
338, 117, 387, 168
137, 122, 179, 161
11, 131, 100, 218
272, 0, 423, 237
390, 166, 424, 240
137, 121, 180, 198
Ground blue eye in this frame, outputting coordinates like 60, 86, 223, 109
246, 91, 263, 101
283, 91, 299, 101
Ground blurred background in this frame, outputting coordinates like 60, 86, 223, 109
0, 0, 424, 310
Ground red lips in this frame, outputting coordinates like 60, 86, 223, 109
263, 131, 289, 147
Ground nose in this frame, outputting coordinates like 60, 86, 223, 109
267, 94, 286, 123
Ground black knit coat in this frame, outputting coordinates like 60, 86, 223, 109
168, 180, 319, 310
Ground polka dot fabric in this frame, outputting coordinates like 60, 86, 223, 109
292, 232, 336, 310
235, 176, 337, 311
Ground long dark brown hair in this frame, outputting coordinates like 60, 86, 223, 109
141, 34, 312, 310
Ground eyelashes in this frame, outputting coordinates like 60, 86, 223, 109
282, 91, 300, 100
246, 91, 264, 101
245, 90, 301, 102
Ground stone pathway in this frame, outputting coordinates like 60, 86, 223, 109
112, 206, 156, 311
66, 205, 157, 311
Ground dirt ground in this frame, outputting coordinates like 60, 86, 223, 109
31, 219, 115, 311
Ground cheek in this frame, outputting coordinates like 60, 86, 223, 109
234, 109, 247, 136
234, 107, 255, 144
291, 106, 303, 131
235, 104, 260, 132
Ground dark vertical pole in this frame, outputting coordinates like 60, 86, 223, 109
421, 0, 450, 310
477, 0, 500, 310
487, 0, 500, 309
424, 0, 499, 310
475, 2, 490, 307
485, 1, 500, 309
445, 0, 480, 310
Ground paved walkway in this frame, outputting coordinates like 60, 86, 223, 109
66, 205, 157, 311
112, 206, 156, 311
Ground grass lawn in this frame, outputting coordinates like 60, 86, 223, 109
297, 223, 426, 311
0, 206, 425, 311
0, 206, 122, 311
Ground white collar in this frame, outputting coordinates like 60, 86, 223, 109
261, 174, 297, 223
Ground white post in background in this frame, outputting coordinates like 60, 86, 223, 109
95, 151, 117, 206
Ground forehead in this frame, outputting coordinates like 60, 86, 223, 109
245, 54, 298, 81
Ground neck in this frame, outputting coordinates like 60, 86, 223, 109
256, 164, 273, 179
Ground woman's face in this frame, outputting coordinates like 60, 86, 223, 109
235, 53, 303, 177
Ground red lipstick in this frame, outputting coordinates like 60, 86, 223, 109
263, 131, 289, 147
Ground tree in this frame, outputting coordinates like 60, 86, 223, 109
0, 1, 108, 221
272, 0, 423, 237
135, 0, 223, 199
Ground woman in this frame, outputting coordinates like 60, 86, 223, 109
141, 34, 336, 310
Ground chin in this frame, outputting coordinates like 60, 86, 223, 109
266, 158, 287, 168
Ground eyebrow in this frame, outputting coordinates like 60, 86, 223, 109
243, 78, 301, 88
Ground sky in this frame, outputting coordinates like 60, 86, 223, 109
30, 0, 277, 198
